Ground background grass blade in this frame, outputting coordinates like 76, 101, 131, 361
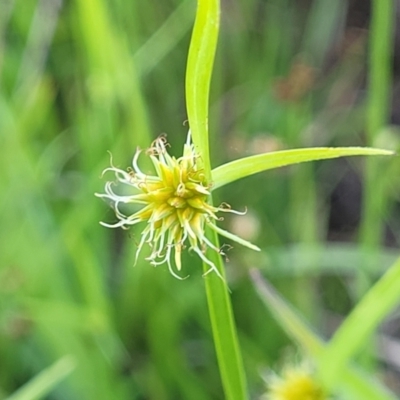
250, 269, 397, 400
359, 0, 395, 289
6, 356, 76, 400
319, 256, 400, 389
134, 0, 194, 76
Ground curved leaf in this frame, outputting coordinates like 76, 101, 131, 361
211, 147, 394, 190
250, 269, 397, 400
320, 255, 400, 390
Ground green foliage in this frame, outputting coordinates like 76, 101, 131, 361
320, 256, 400, 390
250, 270, 397, 400
186, 2, 247, 398
211, 147, 393, 190
1, 0, 399, 399
5, 357, 76, 400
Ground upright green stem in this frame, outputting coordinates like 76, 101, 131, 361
186, 1, 247, 399
359, 0, 394, 286
203, 224, 248, 400
366, 0, 393, 142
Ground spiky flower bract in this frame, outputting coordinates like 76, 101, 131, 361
264, 367, 327, 400
96, 132, 259, 279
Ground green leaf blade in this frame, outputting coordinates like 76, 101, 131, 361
320, 255, 400, 389
250, 270, 397, 400
185, 0, 220, 177
6, 356, 76, 400
211, 147, 394, 190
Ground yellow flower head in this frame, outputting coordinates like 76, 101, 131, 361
96, 132, 259, 279
265, 367, 327, 400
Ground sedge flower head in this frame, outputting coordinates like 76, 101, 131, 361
96, 132, 259, 279
264, 367, 327, 400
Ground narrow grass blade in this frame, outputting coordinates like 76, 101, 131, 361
320, 256, 400, 389
250, 269, 397, 400
209, 222, 260, 251
211, 147, 394, 190
359, 0, 395, 286
250, 269, 324, 355
134, 0, 194, 76
255, 242, 398, 277
366, 0, 394, 141
6, 356, 76, 400
185, 0, 220, 176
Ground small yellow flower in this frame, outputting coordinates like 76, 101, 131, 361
265, 367, 327, 400
96, 132, 259, 279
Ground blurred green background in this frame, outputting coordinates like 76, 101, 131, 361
1, 0, 400, 399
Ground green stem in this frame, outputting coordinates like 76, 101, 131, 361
366, 0, 393, 142
204, 225, 248, 400
359, 0, 394, 287
186, 1, 248, 399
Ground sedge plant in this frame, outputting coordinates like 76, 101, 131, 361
96, 1, 394, 399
